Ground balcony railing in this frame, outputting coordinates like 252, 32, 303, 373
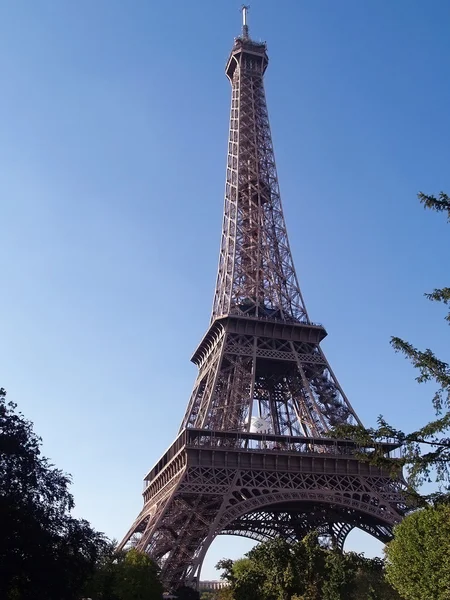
144, 427, 402, 485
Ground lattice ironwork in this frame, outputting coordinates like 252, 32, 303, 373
179, 317, 360, 436
119, 11, 413, 592
120, 431, 409, 588
212, 33, 307, 324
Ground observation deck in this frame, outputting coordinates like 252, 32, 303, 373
144, 427, 402, 493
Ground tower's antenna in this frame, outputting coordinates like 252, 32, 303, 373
242, 5, 250, 39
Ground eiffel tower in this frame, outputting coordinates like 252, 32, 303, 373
119, 8, 409, 590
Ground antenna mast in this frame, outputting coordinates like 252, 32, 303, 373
242, 5, 250, 39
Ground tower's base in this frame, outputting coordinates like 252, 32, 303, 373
119, 429, 408, 590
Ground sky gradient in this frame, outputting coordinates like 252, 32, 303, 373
1, 0, 449, 580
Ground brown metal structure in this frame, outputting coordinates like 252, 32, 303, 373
119, 10, 410, 590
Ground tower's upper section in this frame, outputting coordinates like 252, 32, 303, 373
226, 8, 268, 82
226, 36, 268, 82
211, 9, 309, 325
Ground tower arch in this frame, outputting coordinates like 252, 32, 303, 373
119, 9, 413, 591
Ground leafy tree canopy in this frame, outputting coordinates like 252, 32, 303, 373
84, 545, 163, 600
0, 388, 108, 600
115, 548, 163, 600
385, 503, 450, 600
216, 535, 398, 600
175, 584, 201, 599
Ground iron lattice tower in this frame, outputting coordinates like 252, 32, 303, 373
120, 9, 410, 590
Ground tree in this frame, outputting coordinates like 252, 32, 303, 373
216, 536, 399, 600
385, 503, 450, 600
216, 557, 263, 600
83, 540, 123, 600
199, 593, 216, 600
215, 588, 233, 600
247, 538, 300, 600
115, 548, 163, 600
175, 584, 201, 600
331, 191, 450, 494
341, 554, 401, 600
0, 388, 108, 600
322, 550, 357, 600
292, 532, 328, 600
85, 547, 163, 600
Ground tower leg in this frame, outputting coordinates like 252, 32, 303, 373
119, 432, 408, 590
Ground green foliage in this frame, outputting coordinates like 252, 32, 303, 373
0, 389, 162, 600
215, 589, 233, 600
385, 504, 450, 600
200, 592, 216, 600
322, 550, 356, 600
216, 536, 397, 600
425, 287, 450, 325
247, 538, 301, 599
418, 190, 450, 222
331, 191, 450, 494
85, 547, 163, 600
175, 584, 201, 599
343, 554, 401, 600
116, 548, 163, 600
217, 557, 263, 600
0, 388, 108, 600
83, 541, 122, 599
215, 558, 234, 583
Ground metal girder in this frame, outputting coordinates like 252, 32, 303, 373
181, 322, 361, 436
212, 35, 308, 324
120, 21, 414, 593
119, 435, 410, 589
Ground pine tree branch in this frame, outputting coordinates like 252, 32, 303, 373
331, 191, 450, 495
418, 191, 450, 221
425, 287, 450, 324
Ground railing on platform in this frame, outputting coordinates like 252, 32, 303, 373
184, 428, 401, 457
144, 427, 402, 486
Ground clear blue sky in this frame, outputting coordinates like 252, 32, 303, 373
1, 0, 449, 580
